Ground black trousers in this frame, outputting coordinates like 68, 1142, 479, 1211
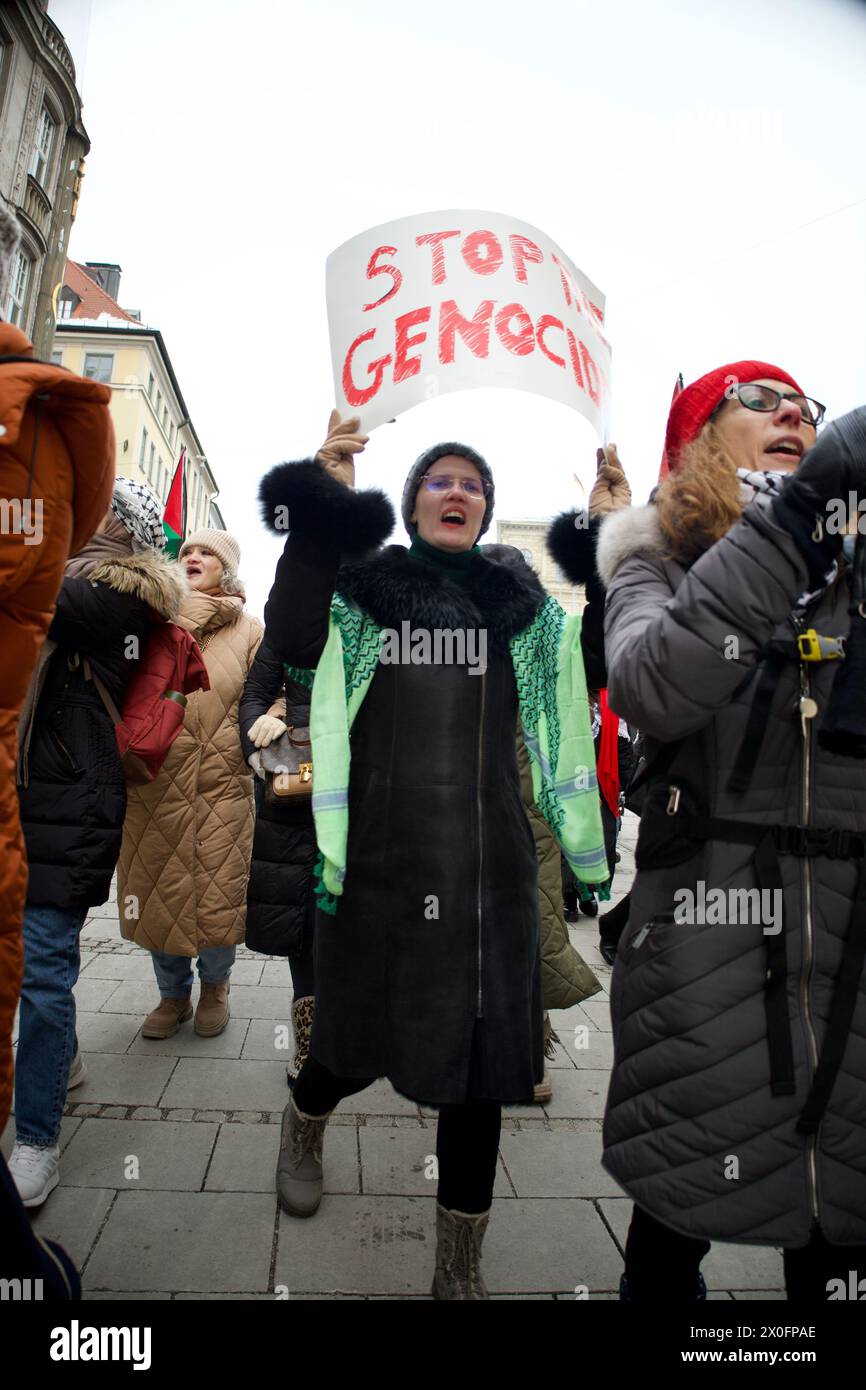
625, 1204, 866, 1301
293, 1055, 501, 1213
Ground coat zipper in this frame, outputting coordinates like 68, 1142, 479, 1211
791, 613, 820, 1221
475, 670, 486, 1019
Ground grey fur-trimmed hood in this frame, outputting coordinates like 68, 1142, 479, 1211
596, 505, 666, 589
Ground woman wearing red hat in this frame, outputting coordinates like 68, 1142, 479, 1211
569, 362, 866, 1300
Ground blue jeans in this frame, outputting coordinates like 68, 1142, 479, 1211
15, 905, 88, 1148
150, 946, 236, 997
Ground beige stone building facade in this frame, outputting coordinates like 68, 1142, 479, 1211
54, 260, 224, 532
0, 1, 88, 358
495, 516, 586, 615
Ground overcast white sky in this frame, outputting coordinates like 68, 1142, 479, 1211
49, 0, 866, 619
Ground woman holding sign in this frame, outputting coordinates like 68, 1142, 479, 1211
259, 411, 606, 1299
573, 363, 866, 1300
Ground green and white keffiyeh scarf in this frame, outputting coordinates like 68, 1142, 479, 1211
288, 592, 608, 914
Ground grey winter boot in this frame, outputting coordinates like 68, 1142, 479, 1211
286, 995, 315, 1087
431, 1203, 491, 1299
275, 1094, 332, 1218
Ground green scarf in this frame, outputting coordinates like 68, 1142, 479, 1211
407, 534, 480, 585
287, 589, 607, 915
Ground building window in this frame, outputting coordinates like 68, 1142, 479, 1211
148, 443, 155, 483
51, 349, 63, 366
163, 406, 168, 433
139, 427, 148, 467
83, 353, 113, 384
156, 389, 162, 418
147, 372, 154, 398
5, 249, 30, 326
29, 105, 56, 187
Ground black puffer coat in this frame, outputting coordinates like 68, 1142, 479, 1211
18, 550, 185, 909
239, 638, 316, 957
260, 461, 548, 1106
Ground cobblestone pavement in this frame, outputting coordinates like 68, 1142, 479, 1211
4, 813, 785, 1299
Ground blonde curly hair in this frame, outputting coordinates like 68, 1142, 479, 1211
654, 420, 745, 564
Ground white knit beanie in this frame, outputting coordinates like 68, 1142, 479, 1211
179, 528, 241, 579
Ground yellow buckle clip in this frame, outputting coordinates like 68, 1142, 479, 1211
797, 628, 845, 662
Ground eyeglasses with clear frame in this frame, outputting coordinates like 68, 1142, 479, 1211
728, 382, 826, 428
420, 473, 491, 499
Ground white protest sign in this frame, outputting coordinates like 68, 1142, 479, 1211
326, 209, 611, 438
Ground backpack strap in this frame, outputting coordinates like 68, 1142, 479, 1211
82, 656, 123, 725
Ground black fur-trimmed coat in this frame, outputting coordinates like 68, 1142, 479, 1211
259, 459, 548, 1105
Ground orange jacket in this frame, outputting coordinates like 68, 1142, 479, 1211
0, 321, 115, 1128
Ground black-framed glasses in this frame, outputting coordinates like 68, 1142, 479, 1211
729, 382, 825, 428
421, 473, 491, 499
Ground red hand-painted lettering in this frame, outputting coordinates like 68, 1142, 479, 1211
438, 299, 494, 363
461, 230, 504, 277
536, 314, 566, 368
416, 231, 461, 285
363, 246, 402, 311
393, 306, 431, 383
510, 235, 544, 284
342, 329, 392, 407
494, 304, 535, 356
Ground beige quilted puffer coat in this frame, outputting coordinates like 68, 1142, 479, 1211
118, 590, 263, 954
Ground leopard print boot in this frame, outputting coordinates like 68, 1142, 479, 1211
286, 995, 315, 1087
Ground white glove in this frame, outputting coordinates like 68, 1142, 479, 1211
248, 750, 265, 779
247, 714, 287, 748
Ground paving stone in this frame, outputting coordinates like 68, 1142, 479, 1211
334, 1078, 420, 1117
97, 980, 162, 1014
31, 1187, 115, 1268
543, 1037, 578, 1071
541, 1069, 610, 1120
485, 1199, 622, 1293
274, 1195, 434, 1296
80, 951, 161, 981
127, 1015, 250, 1060
61, 1118, 218, 1190
131, 1107, 163, 1120
160, 1057, 291, 1112
206, 1119, 359, 1194
572, 1030, 615, 1071
215, 984, 289, 1019
731, 1290, 786, 1299
358, 1126, 511, 1198
597, 1198, 785, 1289
241, 1017, 297, 1062
548, 1004, 599, 1034
499, 1127, 624, 1198
84, 1191, 276, 1292
100, 1106, 128, 1119
169, 1110, 195, 1122
259, 961, 293, 987
174, 1292, 279, 1300
73, 976, 121, 1011
73, 1012, 142, 1055
195, 1110, 227, 1123
578, 999, 612, 1032
64, 1053, 177, 1107
79, 921, 118, 945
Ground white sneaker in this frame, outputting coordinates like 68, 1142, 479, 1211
67, 1049, 87, 1090
8, 1142, 61, 1207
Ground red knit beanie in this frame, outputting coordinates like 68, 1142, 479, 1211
664, 360, 805, 471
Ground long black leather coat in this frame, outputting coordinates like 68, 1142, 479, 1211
260, 460, 548, 1106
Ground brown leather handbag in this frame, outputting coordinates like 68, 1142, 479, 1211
260, 726, 313, 804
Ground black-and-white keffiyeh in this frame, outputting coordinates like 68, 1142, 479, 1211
737, 467, 838, 610
110, 477, 166, 553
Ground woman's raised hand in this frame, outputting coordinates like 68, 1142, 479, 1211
588, 444, 632, 515
315, 409, 369, 489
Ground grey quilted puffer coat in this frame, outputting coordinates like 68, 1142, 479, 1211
597, 495, 866, 1248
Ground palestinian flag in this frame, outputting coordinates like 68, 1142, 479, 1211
657, 374, 685, 481
163, 447, 187, 557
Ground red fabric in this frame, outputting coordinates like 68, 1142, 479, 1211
664, 360, 804, 472
115, 624, 209, 780
658, 375, 684, 482
596, 689, 620, 818
163, 447, 187, 543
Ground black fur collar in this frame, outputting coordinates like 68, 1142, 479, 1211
336, 545, 545, 649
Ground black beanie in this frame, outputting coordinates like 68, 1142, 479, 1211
400, 442, 494, 538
